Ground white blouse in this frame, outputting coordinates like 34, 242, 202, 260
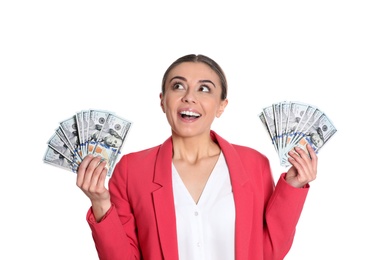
172, 152, 236, 260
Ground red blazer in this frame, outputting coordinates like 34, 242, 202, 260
87, 131, 309, 260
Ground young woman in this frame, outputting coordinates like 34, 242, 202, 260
77, 54, 318, 260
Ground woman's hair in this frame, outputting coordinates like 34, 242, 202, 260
161, 54, 228, 100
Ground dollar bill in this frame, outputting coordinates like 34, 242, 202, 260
258, 112, 272, 143
75, 111, 85, 157
285, 102, 309, 147
81, 110, 90, 156
262, 105, 278, 153
259, 101, 337, 167
75, 110, 91, 157
43, 146, 78, 172
91, 113, 132, 177
47, 132, 74, 162
59, 115, 82, 158
272, 102, 281, 157
278, 101, 291, 158
55, 127, 83, 165
87, 109, 111, 156
44, 109, 132, 177
288, 105, 316, 145
303, 112, 337, 152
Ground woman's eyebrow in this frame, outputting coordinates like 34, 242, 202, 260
169, 76, 216, 88
199, 80, 216, 88
169, 76, 186, 82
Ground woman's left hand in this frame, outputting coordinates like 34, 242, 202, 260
285, 144, 318, 188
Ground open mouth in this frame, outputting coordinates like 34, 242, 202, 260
180, 111, 201, 119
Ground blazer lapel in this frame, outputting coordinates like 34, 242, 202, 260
151, 132, 254, 260
213, 131, 254, 260
152, 137, 179, 260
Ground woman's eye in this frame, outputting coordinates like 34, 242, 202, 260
199, 85, 210, 92
173, 83, 184, 90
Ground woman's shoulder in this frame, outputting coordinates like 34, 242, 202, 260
231, 143, 269, 160
212, 130, 269, 161
121, 144, 162, 160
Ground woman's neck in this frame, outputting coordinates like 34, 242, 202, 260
171, 132, 220, 164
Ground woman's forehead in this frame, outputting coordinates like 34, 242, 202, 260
168, 62, 219, 81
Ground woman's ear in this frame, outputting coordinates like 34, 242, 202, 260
160, 93, 165, 113
216, 99, 228, 118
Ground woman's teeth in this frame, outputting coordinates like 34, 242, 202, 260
180, 111, 200, 118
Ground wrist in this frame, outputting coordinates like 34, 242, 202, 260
91, 199, 112, 222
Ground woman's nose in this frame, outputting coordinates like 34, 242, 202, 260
182, 89, 197, 103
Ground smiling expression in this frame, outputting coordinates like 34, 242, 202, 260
160, 62, 228, 138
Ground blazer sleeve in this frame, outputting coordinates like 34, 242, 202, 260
263, 164, 309, 260
226, 141, 309, 260
86, 154, 141, 260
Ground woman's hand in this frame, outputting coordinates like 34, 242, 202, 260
76, 154, 111, 222
285, 144, 318, 188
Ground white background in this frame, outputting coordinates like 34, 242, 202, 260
1, 1, 387, 259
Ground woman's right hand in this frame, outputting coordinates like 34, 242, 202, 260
76, 154, 111, 222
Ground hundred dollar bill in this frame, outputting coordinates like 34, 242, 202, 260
290, 107, 323, 148
59, 115, 81, 159
259, 100, 338, 167
281, 112, 337, 166
87, 109, 112, 155
280, 107, 323, 166
262, 105, 278, 153
300, 108, 323, 136
92, 113, 132, 176
258, 112, 272, 142
47, 132, 74, 161
76, 110, 91, 158
82, 110, 90, 157
304, 113, 337, 152
45, 109, 133, 176
75, 111, 85, 158
278, 101, 290, 158
280, 136, 311, 167
272, 102, 281, 156
43, 146, 78, 172
289, 105, 317, 145
55, 127, 72, 152
55, 127, 83, 164
284, 101, 309, 151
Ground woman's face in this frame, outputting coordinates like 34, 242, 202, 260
311, 133, 323, 148
104, 135, 122, 148
160, 62, 228, 138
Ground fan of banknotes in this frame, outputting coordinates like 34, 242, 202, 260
258, 101, 337, 167
43, 109, 133, 177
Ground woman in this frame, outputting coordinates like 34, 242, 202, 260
77, 54, 317, 260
